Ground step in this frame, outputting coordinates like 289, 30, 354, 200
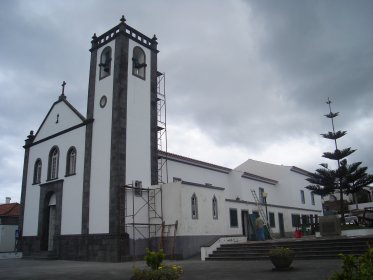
23, 251, 58, 260
206, 236, 372, 261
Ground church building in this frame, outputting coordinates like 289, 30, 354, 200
20, 17, 322, 262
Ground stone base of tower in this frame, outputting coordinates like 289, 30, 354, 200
22, 233, 130, 262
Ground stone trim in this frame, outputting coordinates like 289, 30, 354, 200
19, 136, 32, 251
27, 121, 92, 148
38, 179, 63, 252
91, 17, 158, 52
181, 180, 225, 191
150, 46, 158, 185
109, 33, 129, 241
159, 151, 232, 174
225, 198, 322, 213
241, 172, 278, 185
291, 166, 312, 176
32, 98, 86, 143
82, 45, 98, 235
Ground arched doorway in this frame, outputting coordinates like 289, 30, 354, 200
48, 193, 56, 251
40, 191, 58, 251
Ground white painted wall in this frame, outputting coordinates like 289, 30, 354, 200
34, 101, 83, 142
233, 160, 322, 212
0, 225, 17, 252
23, 124, 85, 236
125, 40, 152, 187
158, 158, 323, 238
89, 40, 116, 234
125, 187, 155, 239
161, 182, 226, 236
165, 160, 230, 188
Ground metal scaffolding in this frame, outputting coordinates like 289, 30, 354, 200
123, 183, 178, 258
157, 72, 169, 184
121, 72, 173, 258
123, 183, 163, 257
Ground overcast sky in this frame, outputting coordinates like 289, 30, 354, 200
1, 0, 373, 203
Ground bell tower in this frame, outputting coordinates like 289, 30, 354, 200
82, 16, 158, 243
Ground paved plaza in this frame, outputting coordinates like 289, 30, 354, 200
0, 257, 341, 280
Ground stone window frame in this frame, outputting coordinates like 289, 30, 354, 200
48, 146, 59, 181
311, 192, 315, 205
33, 158, 42, 184
132, 46, 147, 80
191, 193, 198, 219
99, 46, 112, 80
65, 146, 77, 177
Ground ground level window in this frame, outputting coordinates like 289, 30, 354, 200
291, 214, 301, 227
229, 208, 238, 227
269, 212, 275, 228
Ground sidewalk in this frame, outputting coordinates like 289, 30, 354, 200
0, 258, 341, 280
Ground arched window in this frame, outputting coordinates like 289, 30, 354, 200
132, 46, 146, 79
212, 195, 218, 219
66, 147, 77, 176
191, 193, 198, 219
99, 46, 112, 79
33, 159, 42, 184
48, 146, 59, 180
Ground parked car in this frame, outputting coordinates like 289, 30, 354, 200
362, 207, 373, 226
344, 213, 359, 225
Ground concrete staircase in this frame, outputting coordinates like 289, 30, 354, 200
205, 237, 373, 261
23, 251, 58, 260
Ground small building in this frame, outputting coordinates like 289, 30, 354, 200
0, 198, 20, 252
20, 17, 322, 261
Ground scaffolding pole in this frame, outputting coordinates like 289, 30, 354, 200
157, 72, 169, 184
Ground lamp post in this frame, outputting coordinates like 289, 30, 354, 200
262, 192, 269, 224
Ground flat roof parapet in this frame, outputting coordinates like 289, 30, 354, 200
91, 16, 158, 52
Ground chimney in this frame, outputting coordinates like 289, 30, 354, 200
5, 197, 11, 204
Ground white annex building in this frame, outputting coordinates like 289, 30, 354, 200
20, 17, 322, 261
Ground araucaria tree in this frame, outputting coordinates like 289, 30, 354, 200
306, 98, 373, 221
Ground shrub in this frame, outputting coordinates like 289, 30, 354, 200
144, 248, 165, 270
131, 249, 183, 280
329, 247, 373, 280
132, 265, 183, 280
269, 247, 294, 258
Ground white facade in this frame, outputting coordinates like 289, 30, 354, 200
126, 40, 152, 187
0, 225, 18, 252
23, 99, 85, 236
20, 18, 323, 261
88, 40, 116, 234
155, 153, 322, 239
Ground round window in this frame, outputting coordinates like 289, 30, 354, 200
100, 95, 107, 108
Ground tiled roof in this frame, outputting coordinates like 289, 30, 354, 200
158, 150, 232, 174
0, 203, 20, 217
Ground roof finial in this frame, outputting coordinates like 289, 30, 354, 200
59, 81, 67, 100
120, 15, 126, 24
62, 81, 66, 95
